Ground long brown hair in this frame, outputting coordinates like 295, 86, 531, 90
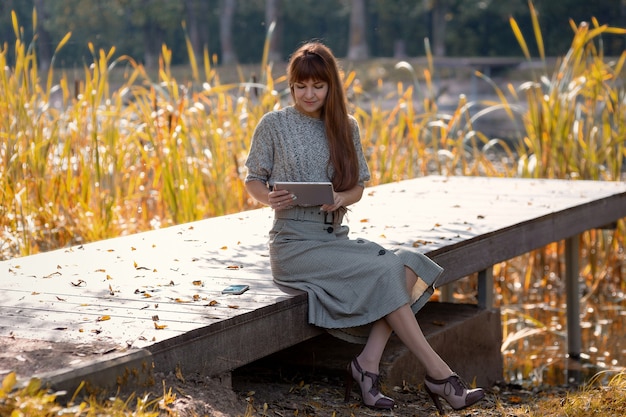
287, 41, 359, 192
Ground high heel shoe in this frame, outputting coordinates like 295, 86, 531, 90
424, 373, 485, 415
344, 357, 395, 410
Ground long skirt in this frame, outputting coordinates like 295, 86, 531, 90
269, 207, 443, 344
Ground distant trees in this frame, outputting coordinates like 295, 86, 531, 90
2, 0, 624, 69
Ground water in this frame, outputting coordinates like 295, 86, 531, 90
455, 231, 626, 388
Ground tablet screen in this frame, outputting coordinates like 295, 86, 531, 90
273, 182, 334, 206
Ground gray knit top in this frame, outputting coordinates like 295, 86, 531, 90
244, 106, 371, 189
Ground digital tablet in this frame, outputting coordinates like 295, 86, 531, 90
273, 181, 334, 206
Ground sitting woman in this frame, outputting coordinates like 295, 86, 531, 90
244, 40, 485, 414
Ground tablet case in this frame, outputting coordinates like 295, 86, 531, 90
273, 182, 334, 206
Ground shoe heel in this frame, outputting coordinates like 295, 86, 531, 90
344, 364, 353, 402
425, 385, 445, 415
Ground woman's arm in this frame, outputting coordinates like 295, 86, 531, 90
245, 180, 293, 211
321, 184, 364, 212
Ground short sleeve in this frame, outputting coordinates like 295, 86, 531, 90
245, 113, 275, 185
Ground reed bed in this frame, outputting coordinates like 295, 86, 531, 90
1, 4, 626, 414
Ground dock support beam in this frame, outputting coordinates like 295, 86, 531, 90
477, 267, 494, 309
565, 235, 582, 359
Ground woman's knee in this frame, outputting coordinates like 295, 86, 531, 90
405, 266, 418, 290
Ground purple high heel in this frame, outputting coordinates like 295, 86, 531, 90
424, 373, 485, 415
344, 357, 395, 410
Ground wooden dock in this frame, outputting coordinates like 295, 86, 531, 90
2, 176, 625, 392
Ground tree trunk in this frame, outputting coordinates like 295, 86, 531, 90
265, 0, 283, 62
34, 0, 53, 72
219, 0, 237, 65
184, 0, 203, 59
347, 0, 369, 60
431, 0, 448, 57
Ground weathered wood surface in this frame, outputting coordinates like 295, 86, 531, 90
2, 175, 625, 382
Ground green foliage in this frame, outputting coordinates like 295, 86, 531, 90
2, 1, 625, 67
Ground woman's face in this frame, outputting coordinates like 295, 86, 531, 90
292, 79, 328, 119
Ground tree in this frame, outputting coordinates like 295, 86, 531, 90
184, 0, 210, 60
219, 0, 237, 64
347, 0, 369, 59
265, 0, 283, 62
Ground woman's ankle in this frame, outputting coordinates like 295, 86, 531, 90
355, 355, 380, 374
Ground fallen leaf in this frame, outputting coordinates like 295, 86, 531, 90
131, 246, 136, 251
207, 300, 219, 306
71, 279, 86, 287
154, 322, 167, 330
192, 280, 203, 286
44, 271, 62, 278
228, 305, 239, 309
97, 315, 111, 322
109, 284, 115, 295
95, 268, 106, 273
56, 296, 66, 301
143, 293, 152, 298
53, 327, 68, 331
227, 265, 241, 270
360, 218, 370, 223
175, 365, 186, 383
152, 315, 160, 321
220, 246, 228, 250
106, 274, 113, 280
193, 294, 200, 301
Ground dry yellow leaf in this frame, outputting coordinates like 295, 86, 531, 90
97, 315, 111, 322
154, 322, 167, 330
192, 280, 203, 286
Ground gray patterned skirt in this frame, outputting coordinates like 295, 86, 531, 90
270, 206, 443, 344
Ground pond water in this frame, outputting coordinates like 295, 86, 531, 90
454, 231, 625, 388
500, 298, 626, 387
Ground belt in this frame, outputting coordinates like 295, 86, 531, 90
274, 206, 342, 225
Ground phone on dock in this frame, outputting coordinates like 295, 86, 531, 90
221, 284, 250, 295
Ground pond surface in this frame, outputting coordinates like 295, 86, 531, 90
455, 232, 625, 388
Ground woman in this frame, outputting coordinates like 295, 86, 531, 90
244, 41, 485, 414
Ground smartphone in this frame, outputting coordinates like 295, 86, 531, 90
221, 284, 249, 295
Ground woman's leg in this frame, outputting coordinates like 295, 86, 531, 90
357, 267, 451, 379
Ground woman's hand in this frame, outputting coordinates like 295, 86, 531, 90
321, 185, 364, 212
245, 180, 295, 211
268, 188, 297, 211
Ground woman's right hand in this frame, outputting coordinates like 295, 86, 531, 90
268, 188, 297, 211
